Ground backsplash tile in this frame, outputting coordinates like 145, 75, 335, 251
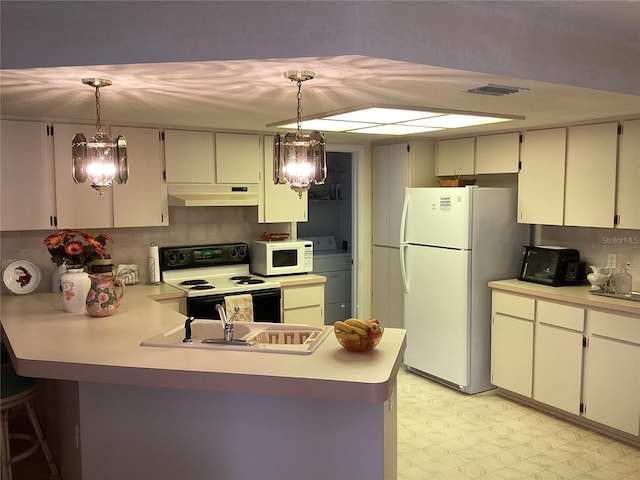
0, 207, 290, 292
541, 225, 640, 291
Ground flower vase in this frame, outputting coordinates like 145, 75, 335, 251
51, 264, 66, 293
59, 267, 91, 313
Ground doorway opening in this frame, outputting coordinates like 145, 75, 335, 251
298, 150, 357, 325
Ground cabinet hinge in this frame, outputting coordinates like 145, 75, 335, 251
519, 133, 523, 143
618, 124, 623, 135
160, 131, 165, 141
518, 160, 522, 171
48, 125, 54, 136
162, 170, 166, 180
614, 214, 620, 226
406, 145, 410, 153
580, 403, 585, 414
582, 337, 588, 348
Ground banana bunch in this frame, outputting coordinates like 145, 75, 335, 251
334, 318, 382, 342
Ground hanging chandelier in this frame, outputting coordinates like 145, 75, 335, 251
273, 70, 326, 198
72, 78, 128, 196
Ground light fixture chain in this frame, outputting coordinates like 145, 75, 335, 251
296, 79, 303, 139
94, 86, 102, 133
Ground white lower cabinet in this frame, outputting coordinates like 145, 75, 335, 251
491, 291, 535, 396
491, 287, 640, 441
533, 301, 584, 415
583, 310, 640, 436
281, 283, 324, 326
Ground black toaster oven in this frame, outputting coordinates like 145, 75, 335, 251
518, 246, 585, 286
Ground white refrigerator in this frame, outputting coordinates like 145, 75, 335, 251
400, 186, 529, 394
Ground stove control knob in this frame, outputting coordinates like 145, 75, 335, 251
177, 252, 187, 263
238, 247, 246, 258
166, 252, 177, 264
229, 248, 237, 258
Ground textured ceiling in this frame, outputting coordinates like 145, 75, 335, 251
2, 54, 639, 141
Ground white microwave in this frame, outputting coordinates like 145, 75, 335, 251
250, 240, 313, 276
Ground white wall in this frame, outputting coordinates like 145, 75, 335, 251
2, 1, 639, 95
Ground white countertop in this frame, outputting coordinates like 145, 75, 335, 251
489, 279, 640, 317
0, 282, 404, 403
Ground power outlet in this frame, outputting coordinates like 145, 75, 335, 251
607, 254, 617, 269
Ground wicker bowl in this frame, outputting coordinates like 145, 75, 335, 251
437, 178, 477, 187
334, 327, 384, 352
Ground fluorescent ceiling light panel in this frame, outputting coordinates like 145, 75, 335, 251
280, 119, 376, 132
325, 107, 440, 123
269, 105, 522, 135
350, 124, 442, 135
418, 114, 513, 128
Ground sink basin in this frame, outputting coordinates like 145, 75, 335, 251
141, 320, 331, 355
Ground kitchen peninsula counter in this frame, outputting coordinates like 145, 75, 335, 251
1, 287, 405, 480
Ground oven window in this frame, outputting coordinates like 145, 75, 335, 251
187, 289, 281, 323
272, 249, 297, 268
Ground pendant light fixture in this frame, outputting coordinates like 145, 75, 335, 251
72, 78, 128, 196
273, 70, 326, 198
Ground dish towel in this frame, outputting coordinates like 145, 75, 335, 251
224, 294, 254, 322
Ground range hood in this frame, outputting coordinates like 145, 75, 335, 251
167, 185, 258, 207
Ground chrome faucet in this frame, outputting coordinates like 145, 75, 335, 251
216, 304, 239, 342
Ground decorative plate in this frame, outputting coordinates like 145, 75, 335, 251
3, 260, 42, 295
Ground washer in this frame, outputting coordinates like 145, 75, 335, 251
305, 236, 352, 325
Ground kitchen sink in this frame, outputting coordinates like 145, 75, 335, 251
141, 320, 331, 355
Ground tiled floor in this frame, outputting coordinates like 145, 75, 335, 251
397, 367, 640, 480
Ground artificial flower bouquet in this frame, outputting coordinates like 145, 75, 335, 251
44, 229, 113, 267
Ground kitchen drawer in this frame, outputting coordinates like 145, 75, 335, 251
537, 300, 584, 331
589, 310, 640, 344
282, 285, 323, 310
493, 291, 535, 320
283, 305, 323, 325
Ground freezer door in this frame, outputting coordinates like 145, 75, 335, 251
403, 244, 471, 387
401, 187, 472, 249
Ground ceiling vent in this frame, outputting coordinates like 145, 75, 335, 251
467, 84, 528, 96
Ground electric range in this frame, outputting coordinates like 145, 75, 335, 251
160, 243, 281, 321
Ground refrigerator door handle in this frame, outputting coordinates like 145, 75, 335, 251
400, 244, 409, 294
400, 191, 409, 245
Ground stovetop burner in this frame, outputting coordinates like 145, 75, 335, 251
160, 243, 281, 297
237, 278, 265, 285
180, 279, 208, 286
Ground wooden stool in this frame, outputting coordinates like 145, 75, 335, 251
1, 363, 59, 480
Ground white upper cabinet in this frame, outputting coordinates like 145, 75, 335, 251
616, 119, 640, 229
164, 129, 214, 184
215, 133, 261, 184
436, 137, 475, 176
475, 132, 520, 174
564, 122, 618, 228
518, 128, 567, 225
53, 123, 114, 229
1, 120, 56, 231
257, 136, 307, 223
111, 126, 168, 227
